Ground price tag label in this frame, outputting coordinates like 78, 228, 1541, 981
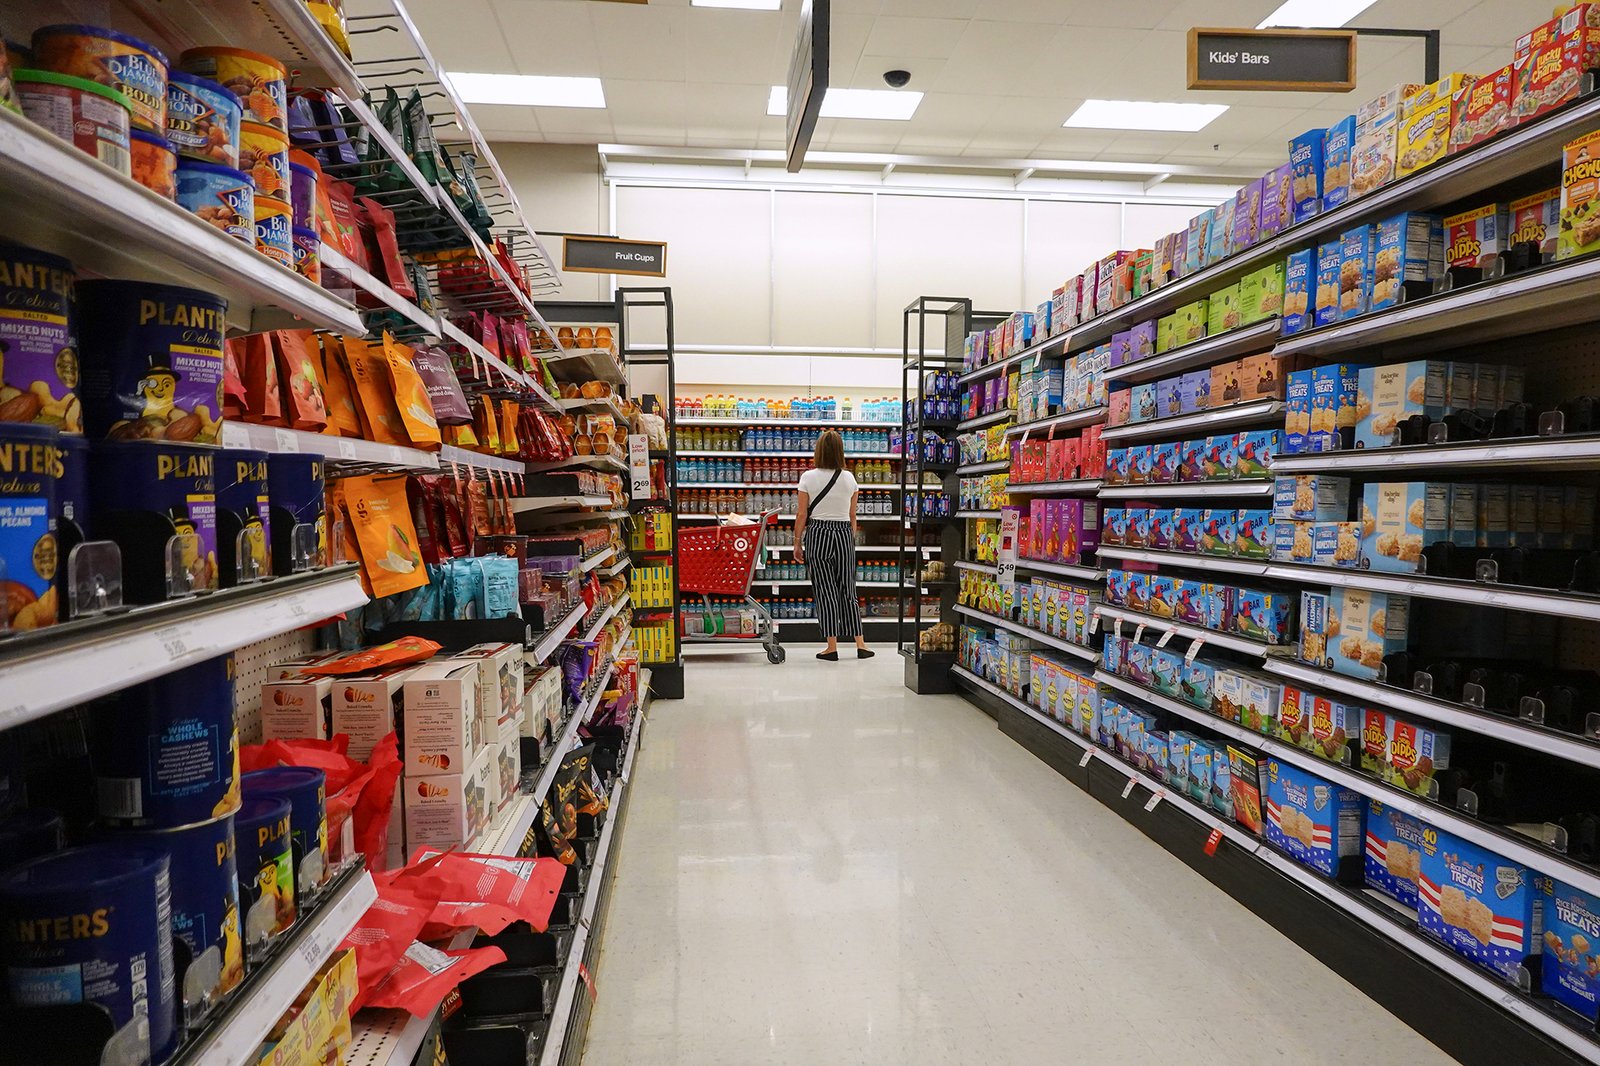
297, 930, 329, 968
337, 440, 358, 460
1113, 618, 1124, 639
1079, 749, 1094, 768
1120, 778, 1136, 799
286, 596, 310, 623
1088, 610, 1102, 634
273, 428, 298, 453
1132, 623, 1146, 644
1204, 828, 1224, 856
1144, 790, 1163, 812
997, 508, 1019, 588
627, 434, 651, 501
154, 625, 190, 662
1185, 637, 1206, 665
388, 445, 408, 465
1156, 626, 1177, 649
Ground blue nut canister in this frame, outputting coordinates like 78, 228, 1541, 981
235, 795, 294, 959
0, 422, 62, 632
216, 448, 270, 586
92, 656, 240, 828
0, 843, 179, 1066
242, 767, 327, 900
266, 453, 323, 573
89, 439, 218, 600
105, 813, 242, 1026
176, 160, 253, 245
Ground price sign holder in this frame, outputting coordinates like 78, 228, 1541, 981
627, 434, 651, 501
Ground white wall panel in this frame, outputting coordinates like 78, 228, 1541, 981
1023, 199, 1122, 308
772, 191, 875, 350
1123, 201, 1207, 251
875, 194, 1023, 350
614, 185, 772, 346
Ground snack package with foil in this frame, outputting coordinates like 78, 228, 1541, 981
364, 942, 506, 1018
380, 336, 440, 448
344, 335, 408, 445
410, 347, 472, 425
340, 473, 428, 597
274, 329, 328, 432
318, 335, 363, 437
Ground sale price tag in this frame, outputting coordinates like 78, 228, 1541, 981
1185, 638, 1206, 665
627, 434, 651, 501
1204, 828, 1224, 856
997, 508, 1019, 588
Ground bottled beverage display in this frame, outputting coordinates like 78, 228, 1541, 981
674, 395, 901, 422
677, 488, 899, 516
675, 457, 899, 485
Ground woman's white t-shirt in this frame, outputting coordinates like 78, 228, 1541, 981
798, 467, 858, 522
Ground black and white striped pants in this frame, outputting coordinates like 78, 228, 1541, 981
804, 519, 861, 639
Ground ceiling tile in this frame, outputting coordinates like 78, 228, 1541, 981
862, 16, 970, 57
408, 0, 519, 74
465, 102, 541, 139
684, 9, 789, 85
531, 107, 616, 138
591, 4, 689, 82
600, 80, 689, 128
928, 21, 1055, 92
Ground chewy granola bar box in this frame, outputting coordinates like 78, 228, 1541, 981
1419, 828, 1541, 984
1265, 758, 1363, 880
1559, 129, 1600, 260
1365, 799, 1426, 908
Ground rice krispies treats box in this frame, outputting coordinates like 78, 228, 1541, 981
1337, 225, 1375, 321
1289, 128, 1325, 223
1322, 117, 1357, 211
1418, 827, 1542, 984
1364, 798, 1426, 908
1538, 875, 1600, 1021
1264, 758, 1364, 880
1313, 241, 1344, 329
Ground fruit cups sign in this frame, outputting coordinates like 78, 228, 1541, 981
562, 237, 668, 277
1188, 28, 1357, 92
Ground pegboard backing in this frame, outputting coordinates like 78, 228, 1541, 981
233, 628, 321, 745
1447, 319, 1600, 401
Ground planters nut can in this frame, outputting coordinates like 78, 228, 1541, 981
265, 453, 323, 573
0, 422, 61, 632
242, 767, 327, 899
216, 448, 270, 586
235, 795, 294, 959
76, 280, 226, 445
92, 655, 240, 828
90, 440, 217, 601
104, 813, 242, 1026
0, 241, 81, 432
0, 843, 179, 1065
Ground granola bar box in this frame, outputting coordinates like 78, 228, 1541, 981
1289, 128, 1326, 223
1397, 74, 1474, 178
1365, 798, 1426, 908
1264, 758, 1363, 880
1560, 129, 1600, 260
1328, 586, 1410, 682
1322, 116, 1357, 211
1419, 827, 1541, 984
1514, 10, 1600, 126
1538, 875, 1600, 1021
1509, 188, 1560, 260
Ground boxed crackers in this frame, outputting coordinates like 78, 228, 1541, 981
1538, 876, 1600, 1021
1322, 116, 1357, 210
1365, 799, 1426, 908
1328, 586, 1410, 681
1559, 129, 1600, 260
1509, 188, 1561, 260
1397, 74, 1474, 178
1289, 128, 1325, 223
1451, 64, 1514, 154
1419, 828, 1542, 984
1265, 758, 1364, 880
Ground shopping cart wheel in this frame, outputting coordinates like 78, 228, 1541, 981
767, 645, 786, 664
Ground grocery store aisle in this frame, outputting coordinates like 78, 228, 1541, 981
584, 654, 1454, 1066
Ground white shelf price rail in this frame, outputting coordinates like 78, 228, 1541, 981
952, 606, 1097, 662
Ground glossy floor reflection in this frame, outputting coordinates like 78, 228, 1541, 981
583, 652, 1455, 1065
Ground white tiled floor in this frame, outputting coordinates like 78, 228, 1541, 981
583, 652, 1456, 1065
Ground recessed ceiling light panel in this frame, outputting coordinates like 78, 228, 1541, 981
447, 72, 606, 108
693, 0, 783, 8
767, 85, 923, 120
1257, 0, 1377, 28
1063, 99, 1228, 132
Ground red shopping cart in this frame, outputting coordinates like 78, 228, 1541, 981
678, 509, 784, 663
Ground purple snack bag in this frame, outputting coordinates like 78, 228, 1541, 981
412, 346, 473, 424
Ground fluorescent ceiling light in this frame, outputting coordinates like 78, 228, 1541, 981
693, 0, 782, 8
1257, 0, 1377, 28
1063, 99, 1228, 132
766, 85, 923, 120
447, 72, 605, 108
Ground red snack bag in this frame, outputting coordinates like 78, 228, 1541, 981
398, 851, 567, 937
351, 733, 404, 872
341, 884, 439, 1009
275, 329, 329, 432
223, 337, 248, 418
323, 179, 368, 268
359, 197, 416, 300
304, 636, 441, 675
241, 332, 285, 425
363, 943, 506, 1018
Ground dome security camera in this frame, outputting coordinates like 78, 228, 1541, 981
883, 70, 911, 88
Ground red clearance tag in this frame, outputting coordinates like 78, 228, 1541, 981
579, 962, 596, 998
1204, 828, 1224, 856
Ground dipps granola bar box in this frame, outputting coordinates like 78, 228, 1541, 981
1365, 798, 1426, 908
1444, 204, 1510, 273
1419, 828, 1541, 984
1509, 188, 1561, 260
1265, 758, 1364, 880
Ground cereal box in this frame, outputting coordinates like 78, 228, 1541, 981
1233, 179, 1264, 252
1352, 88, 1412, 199
1209, 360, 1243, 408
1313, 522, 1362, 569
1265, 758, 1363, 880
1538, 876, 1600, 1021
1234, 429, 1279, 479
1207, 283, 1241, 336
1397, 74, 1474, 178
1337, 226, 1375, 321
1178, 370, 1210, 414
1313, 241, 1343, 329
1355, 360, 1450, 449
1239, 262, 1285, 325
1385, 716, 1451, 797
1373, 212, 1444, 311
1514, 10, 1600, 125
1418, 828, 1541, 984
1560, 129, 1600, 260
1289, 128, 1326, 223
1227, 746, 1266, 834
1451, 64, 1513, 154
1365, 799, 1426, 908
1285, 368, 1313, 453
1322, 116, 1357, 210
1282, 250, 1314, 337
1328, 587, 1410, 681
1235, 588, 1293, 645
1261, 163, 1292, 239
1509, 188, 1560, 260
1235, 510, 1274, 560
1442, 204, 1507, 275
1273, 520, 1314, 564
1361, 481, 1446, 574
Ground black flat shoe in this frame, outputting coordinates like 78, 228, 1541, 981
817, 651, 839, 661
857, 649, 875, 659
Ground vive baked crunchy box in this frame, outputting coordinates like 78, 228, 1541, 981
1365, 799, 1426, 908
1419, 827, 1542, 984
1560, 129, 1600, 260
1264, 758, 1363, 880
1538, 875, 1600, 1021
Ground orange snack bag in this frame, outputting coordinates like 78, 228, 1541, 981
275, 330, 329, 432
474, 394, 500, 454
441, 423, 479, 449
339, 474, 429, 597
345, 335, 407, 445
381, 335, 441, 449
498, 399, 520, 456
305, 635, 441, 676
318, 336, 363, 438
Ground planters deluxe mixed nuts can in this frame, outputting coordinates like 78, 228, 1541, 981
0, 843, 179, 1066
242, 767, 326, 900
92, 656, 240, 829
104, 813, 242, 1027
216, 448, 270, 586
77, 280, 226, 445
235, 795, 294, 959
266, 453, 323, 573
0, 422, 61, 632
0, 242, 80, 432
90, 440, 217, 601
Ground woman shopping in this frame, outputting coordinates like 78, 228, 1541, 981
793, 429, 873, 661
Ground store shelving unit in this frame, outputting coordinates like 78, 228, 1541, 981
1004, 405, 1109, 438
1099, 480, 1274, 500
1100, 399, 1284, 443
